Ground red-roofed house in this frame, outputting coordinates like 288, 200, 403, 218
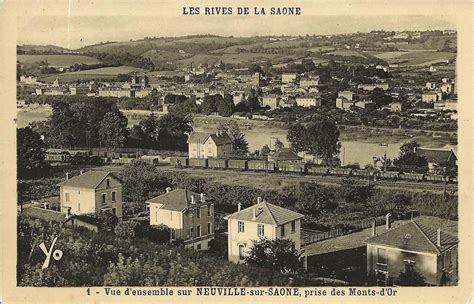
147, 188, 214, 250
225, 197, 304, 263
366, 221, 458, 286
58, 171, 123, 219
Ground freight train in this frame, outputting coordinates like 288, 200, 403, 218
44, 148, 457, 184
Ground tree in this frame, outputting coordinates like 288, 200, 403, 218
287, 119, 341, 164
396, 269, 426, 286
393, 141, 428, 173
287, 123, 307, 153
114, 220, 141, 238
99, 109, 129, 148
121, 161, 170, 203
217, 121, 249, 155
17, 127, 48, 178
274, 138, 285, 150
260, 144, 271, 156
217, 94, 235, 117
340, 178, 373, 205
201, 95, 218, 115
244, 238, 302, 273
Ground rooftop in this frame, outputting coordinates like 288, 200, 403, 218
147, 189, 206, 212
415, 148, 456, 164
272, 148, 302, 161
306, 216, 457, 256
58, 171, 119, 189
226, 201, 304, 226
187, 131, 232, 145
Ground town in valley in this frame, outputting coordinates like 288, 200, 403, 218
16, 28, 458, 288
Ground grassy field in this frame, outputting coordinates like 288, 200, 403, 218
385, 51, 455, 66
326, 50, 368, 58
18, 54, 101, 67
40, 66, 145, 82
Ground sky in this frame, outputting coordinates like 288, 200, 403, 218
18, 15, 456, 50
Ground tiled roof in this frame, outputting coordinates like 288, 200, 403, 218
365, 221, 458, 254
147, 189, 205, 212
22, 206, 69, 223
209, 133, 233, 145
58, 171, 117, 189
272, 148, 302, 161
187, 132, 232, 145
226, 202, 304, 226
416, 148, 456, 164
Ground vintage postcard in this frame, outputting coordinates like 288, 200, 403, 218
0, 0, 472, 303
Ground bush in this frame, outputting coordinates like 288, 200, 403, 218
114, 220, 141, 238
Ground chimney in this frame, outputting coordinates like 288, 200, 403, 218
165, 187, 171, 193
257, 197, 262, 204
191, 195, 195, 204
80, 170, 84, 175
252, 208, 256, 220
66, 173, 70, 180
200, 193, 205, 203
437, 228, 441, 247
385, 213, 391, 230
371, 221, 376, 236
238, 203, 242, 211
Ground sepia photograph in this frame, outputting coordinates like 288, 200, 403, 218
11, 5, 463, 294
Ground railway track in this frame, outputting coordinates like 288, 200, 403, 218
155, 166, 457, 193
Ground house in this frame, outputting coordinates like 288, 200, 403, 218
282, 73, 297, 84
225, 197, 304, 263
269, 147, 303, 165
366, 221, 458, 286
440, 83, 454, 94
358, 83, 389, 91
58, 171, 123, 219
422, 91, 441, 103
336, 97, 353, 111
300, 77, 320, 88
262, 95, 280, 110
187, 131, 233, 159
98, 87, 135, 98
389, 102, 403, 112
148, 188, 214, 250
296, 95, 321, 108
354, 100, 376, 110
338, 91, 354, 101
415, 148, 457, 172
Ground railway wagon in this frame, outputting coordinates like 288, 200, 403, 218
352, 169, 373, 178
278, 161, 306, 173
140, 155, 161, 165
379, 171, 400, 179
170, 156, 189, 167
399, 172, 425, 182
424, 174, 448, 183
45, 152, 71, 162
247, 160, 275, 172
208, 158, 228, 169
112, 157, 134, 164
307, 166, 331, 175
228, 159, 248, 170
189, 158, 208, 168
331, 167, 353, 176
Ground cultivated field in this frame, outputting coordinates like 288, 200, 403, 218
40, 66, 145, 82
18, 54, 101, 67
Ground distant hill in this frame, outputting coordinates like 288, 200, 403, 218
17, 44, 74, 54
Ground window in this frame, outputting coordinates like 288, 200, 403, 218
111, 191, 116, 202
190, 228, 194, 238
291, 221, 296, 233
238, 221, 245, 233
78, 190, 80, 195
170, 228, 176, 240
78, 203, 80, 211
111, 208, 116, 216
106, 178, 110, 187
207, 222, 212, 235
257, 224, 265, 237
377, 248, 387, 265
65, 193, 70, 203
281, 224, 286, 237
101, 193, 106, 204
196, 225, 201, 237
197, 244, 202, 250
207, 205, 212, 217
404, 261, 415, 273
196, 207, 201, 219
239, 244, 245, 260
